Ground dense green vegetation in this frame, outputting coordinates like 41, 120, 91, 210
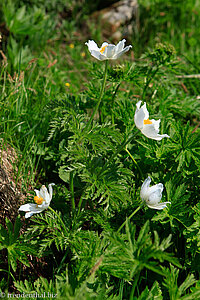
0, 0, 200, 299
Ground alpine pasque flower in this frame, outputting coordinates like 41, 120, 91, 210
19, 183, 55, 218
85, 39, 132, 61
134, 101, 170, 140
140, 176, 171, 210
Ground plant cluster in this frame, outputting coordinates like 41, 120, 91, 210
0, 0, 200, 299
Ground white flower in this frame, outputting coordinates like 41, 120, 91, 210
140, 176, 171, 210
134, 101, 170, 140
85, 39, 132, 61
18, 183, 55, 218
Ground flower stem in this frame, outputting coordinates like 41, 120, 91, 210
70, 171, 75, 211
142, 67, 159, 100
117, 203, 143, 233
48, 206, 68, 235
83, 60, 108, 134
125, 146, 143, 178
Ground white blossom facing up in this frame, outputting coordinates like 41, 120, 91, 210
140, 176, 171, 210
134, 101, 170, 140
85, 39, 132, 61
18, 183, 55, 218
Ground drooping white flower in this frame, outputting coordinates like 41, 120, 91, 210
134, 101, 170, 140
140, 176, 171, 210
19, 183, 55, 218
85, 39, 132, 61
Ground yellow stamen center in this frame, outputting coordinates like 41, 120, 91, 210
34, 196, 44, 205
143, 118, 152, 125
100, 45, 107, 54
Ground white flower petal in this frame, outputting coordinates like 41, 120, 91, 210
86, 39, 131, 60
141, 102, 149, 120
134, 101, 150, 130
136, 100, 142, 110
25, 212, 34, 218
19, 203, 44, 213
48, 183, 55, 202
39, 185, 50, 202
146, 202, 171, 210
38, 186, 45, 199
148, 183, 163, 196
140, 177, 170, 210
100, 42, 109, 50
19, 184, 55, 218
114, 39, 126, 53
148, 184, 163, 204
34, 189, 40, 197
39, 202, 49, 209
85, 40, 99, 52
90, 50, 107, 61
104, 45, 116, 58
134, 101, 169, 140
141, 124, 169, 140
19, 203, 38, 211
19, 203, 45, 218
151, 119, 160, 131
113, 45, 132, 59
134, 101, 146, 129
140, 176, 151, 201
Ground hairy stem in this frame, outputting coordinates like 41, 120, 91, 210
142, 67, 159, 100
117, 204, 143, 233
125, 146, 143, 178
83, 60, 108, 134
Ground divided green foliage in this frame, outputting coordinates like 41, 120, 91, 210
0, 217, 34, 273
134, 120, 200, 183
183, 202, 200, 257
162, 265, 200, 300
23, 210, 71, 255
14, 270, 115, 300
101, 221, 180, 281
0, 0, 200, 298
152, 180, 192, 228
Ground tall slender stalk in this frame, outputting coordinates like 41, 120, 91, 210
82, 60, 108, 134
117, 203, 143, 233
125, 146, 143, 178
142, 67, 159, 100
142, 56, 170, 100
111, 63, 135, 125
